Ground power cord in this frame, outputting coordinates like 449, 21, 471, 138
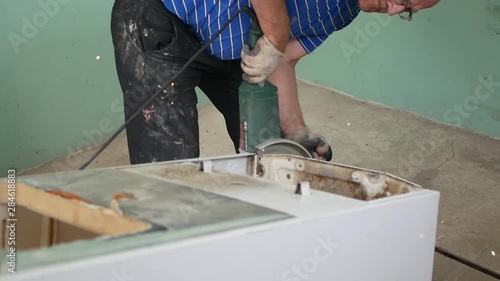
79, 6, 258, 170
435, 246, 500, 279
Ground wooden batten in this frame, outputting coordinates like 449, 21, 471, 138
0, 182, 151, 237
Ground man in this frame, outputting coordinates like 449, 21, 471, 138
110, 0, 440, 164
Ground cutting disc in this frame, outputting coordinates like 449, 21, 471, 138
254, 138, 312, 158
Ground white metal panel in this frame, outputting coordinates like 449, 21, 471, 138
8, 191, 439, 281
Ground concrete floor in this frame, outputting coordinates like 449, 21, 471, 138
23, 80, 500, 280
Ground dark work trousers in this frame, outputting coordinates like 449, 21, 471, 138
111, 0, 243, 164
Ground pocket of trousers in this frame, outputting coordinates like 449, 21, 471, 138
138, 0, 176, 53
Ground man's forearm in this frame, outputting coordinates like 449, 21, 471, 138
267, 38, 308, 134
267, 56, 305, 134
250, 0, 290, 52
268, 62, 305, 135
267, 39, 333, 161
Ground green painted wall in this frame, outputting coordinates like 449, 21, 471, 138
1, 0, 122, 173
1, 0, 499, 174
297, 0, 500, 138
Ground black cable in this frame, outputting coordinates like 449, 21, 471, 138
435, 246, 500, 280
79, 6, 257, 170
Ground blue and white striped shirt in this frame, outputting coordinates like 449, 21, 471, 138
162, 0, 360, 60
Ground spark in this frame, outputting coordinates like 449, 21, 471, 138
492, 251, 496, 256
347, 122, 350, 126
96, 55, 101, 60
171, 82, 175, 87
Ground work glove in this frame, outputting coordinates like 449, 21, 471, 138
284, 128, 333, 161
241, 35, 284, 84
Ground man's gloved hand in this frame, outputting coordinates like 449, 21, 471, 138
241, 35, 284, 84
284, 127, 333, 161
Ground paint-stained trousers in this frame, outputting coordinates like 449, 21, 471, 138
111, 0, 242, 164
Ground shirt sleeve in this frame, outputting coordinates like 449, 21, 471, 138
296, 34, 330, 54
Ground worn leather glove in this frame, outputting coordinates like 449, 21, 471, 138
241, 35, 284, 84
284, 128, 333, 161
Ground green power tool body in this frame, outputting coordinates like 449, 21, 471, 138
238, 18, 281, 153
238, 8, 312, 159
